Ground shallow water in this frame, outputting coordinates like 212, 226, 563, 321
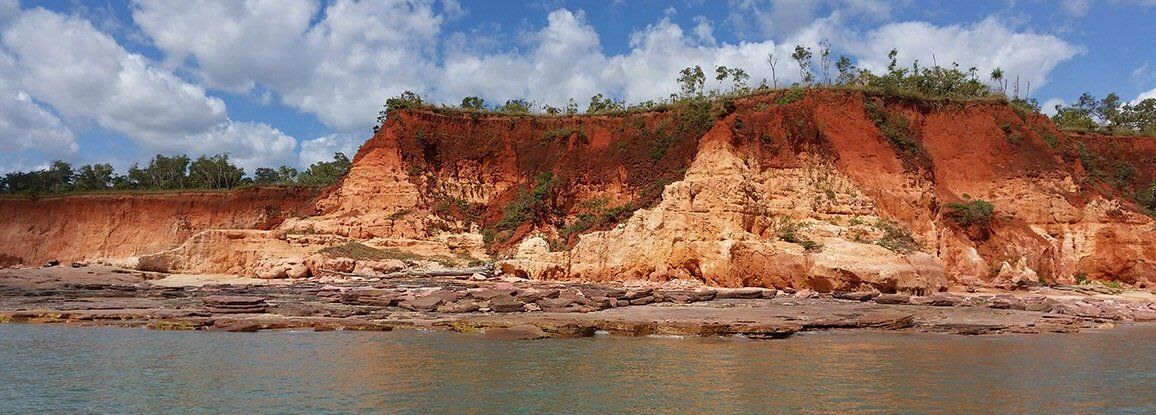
0, 324, 1153, 414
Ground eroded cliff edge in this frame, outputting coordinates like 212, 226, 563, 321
0, 187, 320, 268
2, 90, 1153, 293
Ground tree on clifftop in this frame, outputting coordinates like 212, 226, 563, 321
375, 91, 425, 133
188, 154, 245, 189
677, 65, 705, 97
460, 96, 486, 110
498, 99, 533, 115
791, 45, 813, 85
586, 93, 624, 114
253, 166, 299, 185
128, 154, 190, 189
73, 163, 115, 191
297, 153, 351, 186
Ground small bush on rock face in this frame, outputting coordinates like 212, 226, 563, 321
874, 220, 920, 253
863, 98, 929, 172
776, 87, 805, 105
776, 217, 823, 252
1136, 180, 1156, 215
944, 198, 995, 227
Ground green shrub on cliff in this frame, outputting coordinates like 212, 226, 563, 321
863, 98, 929, 171
874, 220, 921, 253
497, 172, 558, 231
944, 198, 995, 227
460, 96, 486, 110
498, 99, 533, 115
586, 93, 624, 114
859, 49, 994, 100
296, 153, 352, 186
1136, 181, 1156, 215
776, 217, 823, 252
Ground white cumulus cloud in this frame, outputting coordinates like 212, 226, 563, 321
846, 17, 1082, 95
1, 7, 296, 170
132, 0, 445, 131
1132, 87, 1156, 105
299, 133, 361, 167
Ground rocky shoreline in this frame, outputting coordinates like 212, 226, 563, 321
1, 266, 1153, 339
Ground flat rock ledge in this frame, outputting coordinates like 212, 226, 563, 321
1, 266, 1153, 339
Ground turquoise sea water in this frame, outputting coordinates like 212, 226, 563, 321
0, 324, 1153, 414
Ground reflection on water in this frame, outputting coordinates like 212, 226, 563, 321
0, 325, 1153, 414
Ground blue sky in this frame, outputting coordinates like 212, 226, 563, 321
1, 0, 1154, 174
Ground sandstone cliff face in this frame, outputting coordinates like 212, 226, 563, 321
0, 187, 318, 266
1, 90, 1152, 292
325, 90, 1152, 292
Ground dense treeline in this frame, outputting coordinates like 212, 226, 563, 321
0, 153, 351, 197
1051, 93, 1156, 135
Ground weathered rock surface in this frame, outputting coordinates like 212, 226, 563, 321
2, 266, 1154, 337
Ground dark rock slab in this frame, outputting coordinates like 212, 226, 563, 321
716, 288, 769, 299
874, 293, 910, 304
203, 295, 266, 306
471, 289, 518, 301
400, 295, 444, 312
834, 291, 879, 302
437, 301, 481, 314
487, 295, 525, 313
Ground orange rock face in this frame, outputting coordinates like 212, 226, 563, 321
0, 187, 319, 266
1, 90, 1153, 292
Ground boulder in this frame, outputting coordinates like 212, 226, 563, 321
255, 258, 310, 279
305, 255, 355, 274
